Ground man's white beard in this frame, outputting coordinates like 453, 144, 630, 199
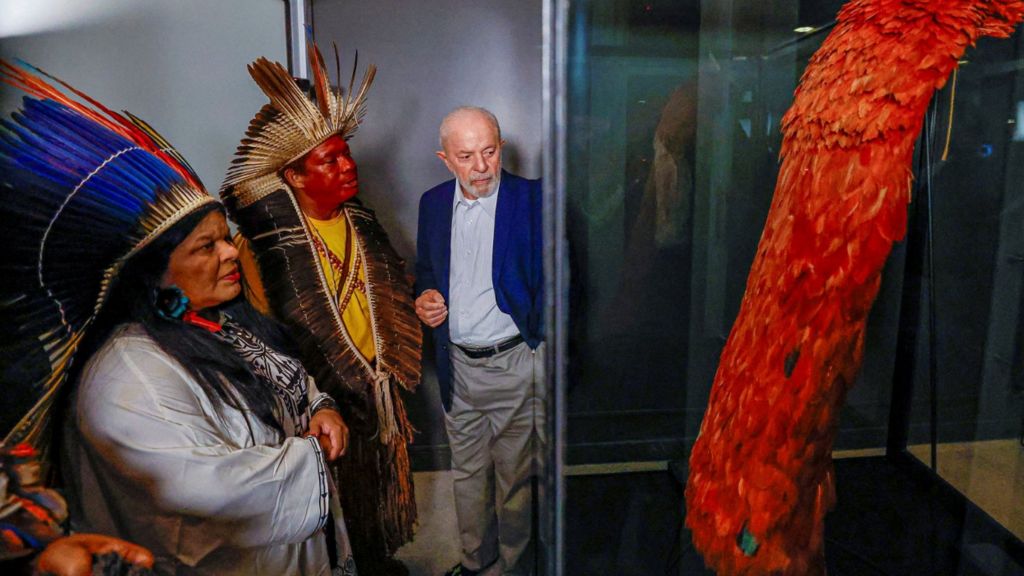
460, 172, 499, 199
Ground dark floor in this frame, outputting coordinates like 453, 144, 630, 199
564, 456, 1024, 575
566, 470, 691, 576
826, 455, 1024, 576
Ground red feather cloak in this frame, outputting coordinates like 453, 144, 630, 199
685, 1, 1024, 574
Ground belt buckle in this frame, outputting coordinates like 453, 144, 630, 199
457, 335, 520, 359
494, 335, 521, 355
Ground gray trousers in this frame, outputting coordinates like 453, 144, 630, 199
445, 341, 546, 576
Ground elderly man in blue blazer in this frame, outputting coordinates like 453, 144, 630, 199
415, 106, 544, 576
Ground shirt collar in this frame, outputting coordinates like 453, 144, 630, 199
452, 173, 501, 219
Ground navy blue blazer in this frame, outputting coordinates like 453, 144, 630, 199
415, 170, 544, 412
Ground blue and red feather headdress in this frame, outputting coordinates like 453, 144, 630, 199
0, 60, 217, 453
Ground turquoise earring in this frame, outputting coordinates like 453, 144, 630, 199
154, 286, 189, 320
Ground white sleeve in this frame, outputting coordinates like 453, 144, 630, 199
74, 338, 329, 548
307, 375, 335, 413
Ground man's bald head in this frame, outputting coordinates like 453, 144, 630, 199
439, 106, 502, 149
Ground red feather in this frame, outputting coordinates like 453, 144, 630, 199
0, 60, 202, 190
685, 1, 1024, 574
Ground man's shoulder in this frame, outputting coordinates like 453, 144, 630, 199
500, 171, 541, 193
501, 171, 539, 184
422, 178, 456, 202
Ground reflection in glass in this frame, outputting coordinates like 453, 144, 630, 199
558, 0, 1024, 573
904, 29, 1024, 547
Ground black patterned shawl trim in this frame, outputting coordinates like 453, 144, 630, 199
225, 188, 421, 423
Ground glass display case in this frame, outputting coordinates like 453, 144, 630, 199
544, 0, 1024, 573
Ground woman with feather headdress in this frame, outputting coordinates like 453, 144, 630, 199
0, 60, 357, 575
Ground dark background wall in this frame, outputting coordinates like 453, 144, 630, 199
566, 0, 1024, 467
311, 0, 544, 468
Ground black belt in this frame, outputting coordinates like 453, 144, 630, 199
453, 335, 525, 359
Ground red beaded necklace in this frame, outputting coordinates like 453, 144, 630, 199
310, 218, 366, 312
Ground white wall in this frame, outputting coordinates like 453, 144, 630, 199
0, 0, 287, 193
312, 0, 544, 262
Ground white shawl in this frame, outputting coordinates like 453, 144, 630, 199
65, 324, 356, 575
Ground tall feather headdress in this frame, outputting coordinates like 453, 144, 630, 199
0, 60, 216, 453
220, 44, 376, 208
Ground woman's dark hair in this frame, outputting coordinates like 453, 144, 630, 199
78, 203, 294, 433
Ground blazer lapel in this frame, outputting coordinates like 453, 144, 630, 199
440, 184, 455, 300
492, 171, 517, 282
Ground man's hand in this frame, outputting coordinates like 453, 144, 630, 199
37, 534, 154, 576
307, 409, 349, 461
415, 289, 448, 328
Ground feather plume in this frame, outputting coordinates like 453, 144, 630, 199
220, 43, 376, 205
0, 60, 214, 453
0, 60, 202, 191
310, 43, 333, 121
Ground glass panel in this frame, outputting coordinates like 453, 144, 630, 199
564, 0, 705, 466
905, 28, 1024, 553
559, 0, 1024, 573
564, 0, 903, 468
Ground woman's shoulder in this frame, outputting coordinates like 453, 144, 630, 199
75, 324, 225, 434
87, 323, 166, 366
77, 323, 189, 399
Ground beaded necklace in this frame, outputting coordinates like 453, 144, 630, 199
309, 217, 366, 313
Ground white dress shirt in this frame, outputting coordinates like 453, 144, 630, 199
448, 178, 520, 347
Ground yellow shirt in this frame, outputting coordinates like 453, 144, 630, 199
306, 213, 376, 363
235, 213, 376, 363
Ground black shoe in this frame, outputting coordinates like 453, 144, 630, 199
443, 563, 480, 576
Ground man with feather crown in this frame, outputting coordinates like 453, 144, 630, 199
220, 45, 421, 576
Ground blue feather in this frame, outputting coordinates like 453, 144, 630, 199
0, 62, 213, 450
